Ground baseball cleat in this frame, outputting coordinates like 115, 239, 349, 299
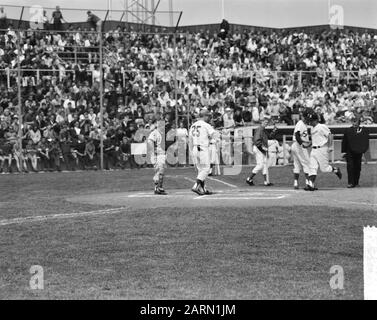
191, 185, 204, 196
154, 188, 167, 195
347, 184, 355, 188
334, 167, 342, 180
264, 182, 274, 186
246, 178, 254, 186
294, 185, 299, 190
203, 189, 213, 195
304, 185, 315, 191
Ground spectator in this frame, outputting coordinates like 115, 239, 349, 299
43, 10, 50, 30
84, 138, 97, 169
0, 7, 7, 31
25, 139, 38, 172
86, 11, 102, 32
51, 6, 66, 31
0, 22, 376, 175
242, 104, 253, 126
28, 124, 41, 145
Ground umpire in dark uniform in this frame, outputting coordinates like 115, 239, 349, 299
341, 114, 369, 188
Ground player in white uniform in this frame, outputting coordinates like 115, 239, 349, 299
189, 109, 215, 195
306, 113, 342, 191
209, 129, 221, 176
291, 110, 311, 190
147, 120, 167, 195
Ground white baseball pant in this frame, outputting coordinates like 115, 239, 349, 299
192, 146, 211, 181
252, 145, 268, 175
309, 146, 333, 176
152, 154, 166, 183
291, 142, 310, 174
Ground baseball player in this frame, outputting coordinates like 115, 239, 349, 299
209, 128, 221, 176
246, 119, 276, 186
291, 109, 312, 190
306, 113, 342, 191
147, 119, 167, 195
189, 109, 215, 195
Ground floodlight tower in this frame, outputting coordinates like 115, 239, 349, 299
121, 0, 174, 27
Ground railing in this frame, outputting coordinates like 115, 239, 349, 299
2, 67, 376, 89
1, 125, 376, 174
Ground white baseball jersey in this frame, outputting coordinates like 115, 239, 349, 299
189, 120, 215, 147
293, 120, 309, 143
148, 129, 165, 155
311, 123, 331, 147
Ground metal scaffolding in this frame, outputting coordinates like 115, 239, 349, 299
120, 0, 173, 27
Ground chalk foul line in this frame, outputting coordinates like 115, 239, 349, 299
0, 207, 126, 227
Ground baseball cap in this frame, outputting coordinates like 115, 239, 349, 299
199, 108, 210, 117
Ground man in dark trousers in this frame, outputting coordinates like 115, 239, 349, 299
341, 114, 370, 188
51, 6, 66, 31
87, 11, 102, 31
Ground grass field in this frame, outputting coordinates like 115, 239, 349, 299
0, 163, 376, 299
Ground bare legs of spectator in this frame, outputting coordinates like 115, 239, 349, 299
13, 153, 28, 173
27, 154, 38, 172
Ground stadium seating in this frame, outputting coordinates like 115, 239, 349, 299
1, 20, 377, 172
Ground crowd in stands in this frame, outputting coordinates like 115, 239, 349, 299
0, 7, 377, 172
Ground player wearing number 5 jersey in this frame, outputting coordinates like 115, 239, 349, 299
189, 109, 215, 195
306, 113, 342, 191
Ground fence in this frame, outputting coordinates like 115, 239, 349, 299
1, 122, 376, 174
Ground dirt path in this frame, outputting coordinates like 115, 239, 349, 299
67, 174, 377, 211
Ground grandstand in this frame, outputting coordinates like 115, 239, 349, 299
0, 3, 376, 173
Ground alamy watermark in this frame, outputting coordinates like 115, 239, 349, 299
29, 265, 44, 290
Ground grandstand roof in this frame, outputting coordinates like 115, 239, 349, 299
1, 0, 376, 30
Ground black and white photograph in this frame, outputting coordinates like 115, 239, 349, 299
0, 0, 376, 304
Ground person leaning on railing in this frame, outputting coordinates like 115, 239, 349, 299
86, 11, 102, 32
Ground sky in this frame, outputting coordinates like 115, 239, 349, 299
1, 0, 377, 29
